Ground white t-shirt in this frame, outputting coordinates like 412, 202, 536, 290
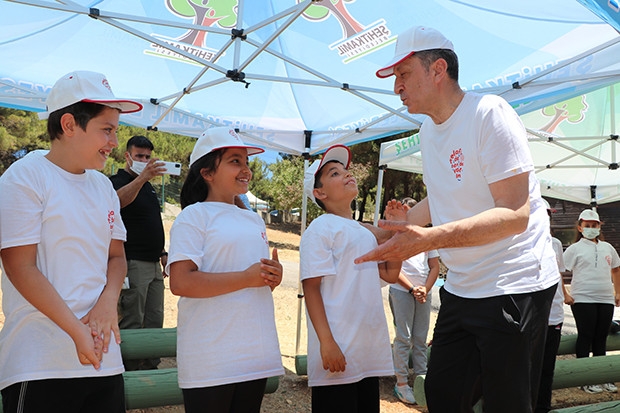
549, 237, 566, 325
563, 238, 620, 305
167, 202, 283, 389
420, 92, 559, 298
390, 250, 439, 293
0, 153, 126, 390
300, 214, 394, 387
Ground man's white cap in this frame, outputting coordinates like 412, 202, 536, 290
303, 144, 351, 204
39, 71, 143, 119
376, 26, 454, 78
579, 209, 600, 222
189, 126, 264, 167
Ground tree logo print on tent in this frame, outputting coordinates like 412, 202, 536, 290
299, 0, 396, 64
539, 95, 589, 135
144, 0, 236, 65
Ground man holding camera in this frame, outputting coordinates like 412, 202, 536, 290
110, 135, 167, 371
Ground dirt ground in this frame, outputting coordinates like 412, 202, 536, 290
2, 215, 620, 412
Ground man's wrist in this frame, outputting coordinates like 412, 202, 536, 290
408, 287, 414, 295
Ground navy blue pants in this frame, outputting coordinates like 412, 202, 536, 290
425, 285, 556, 413
182, 378, 267, 413
312, 377, 379, 413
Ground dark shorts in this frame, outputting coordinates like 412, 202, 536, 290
1, 374, 125, 413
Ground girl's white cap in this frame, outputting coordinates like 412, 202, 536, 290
39, 71, 143, 119
190, 127, 264, 167
579, 209, 600, 222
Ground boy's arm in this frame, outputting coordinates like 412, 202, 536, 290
81, 239, 126, 354
302, 277, 346, 372
378, 260, 401, 284
0, 245, 102, 369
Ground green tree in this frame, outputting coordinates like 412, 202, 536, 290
249, 157, 272, 204
0, 108, 48, 174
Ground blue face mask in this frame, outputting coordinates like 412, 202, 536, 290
582, 227, 600, 240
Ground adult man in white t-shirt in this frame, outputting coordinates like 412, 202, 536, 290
356, 26, 559, 412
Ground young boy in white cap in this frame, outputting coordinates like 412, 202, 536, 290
299, 144, 400, 413
0, 70, 142, 412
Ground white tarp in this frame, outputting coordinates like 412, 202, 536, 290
376, 83, 620, 206
1, 0, 620, 156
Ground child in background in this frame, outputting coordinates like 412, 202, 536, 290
563, 209, 620, 394
536, 199, 570, 413
385, 197, 440, 405
167, 127, 284, 413
300, 144, 401, 413
0, 71, 142, 412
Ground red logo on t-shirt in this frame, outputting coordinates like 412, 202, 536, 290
108, 210, 115, 233
449, 148, 464, 181
261, 231, 269, 247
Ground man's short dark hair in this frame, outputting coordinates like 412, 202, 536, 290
416, 49, 459, 82
127, 135, 154, 151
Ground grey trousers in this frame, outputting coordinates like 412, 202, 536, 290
389, 287, 433, 383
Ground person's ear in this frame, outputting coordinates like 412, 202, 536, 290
313, 187, 327, 202
124, 151, 132, 163
200, 168, 213, 182
59, 113, 77, 137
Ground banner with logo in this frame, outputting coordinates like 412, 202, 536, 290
0, 0, 619, 157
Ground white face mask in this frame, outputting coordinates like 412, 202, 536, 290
130, 158, 147, 175
582, 227, 600, 240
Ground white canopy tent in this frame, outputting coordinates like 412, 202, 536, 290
246, 190, 269, 211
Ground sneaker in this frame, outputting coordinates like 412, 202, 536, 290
394, 384, 416, 404
582, 384, 604, 394
602, 382, 618, 392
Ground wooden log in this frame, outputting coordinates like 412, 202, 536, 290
412, 355, 620, 408
124, 369, 279, 409
120, 328, 177, 359
552, 354, 620, 389
557, 334, 620, 355
549, 400, 620, 412
295, 355, 307, 376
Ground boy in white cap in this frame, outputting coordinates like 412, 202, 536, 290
358, 25, 559, 412
0, 70, 142, 412
563, 209, 620, 395
299, 144, 400, 413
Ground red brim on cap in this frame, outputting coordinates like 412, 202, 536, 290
376, 52, 415, 78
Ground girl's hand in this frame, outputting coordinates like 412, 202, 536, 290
413, 286, 427, 303
261, 248, 283, 290
320, 339, 346, 373
73, 322, 102, 369
81, 296, 121, 355
385, 199, 407, 221
564, 292, 574, 305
